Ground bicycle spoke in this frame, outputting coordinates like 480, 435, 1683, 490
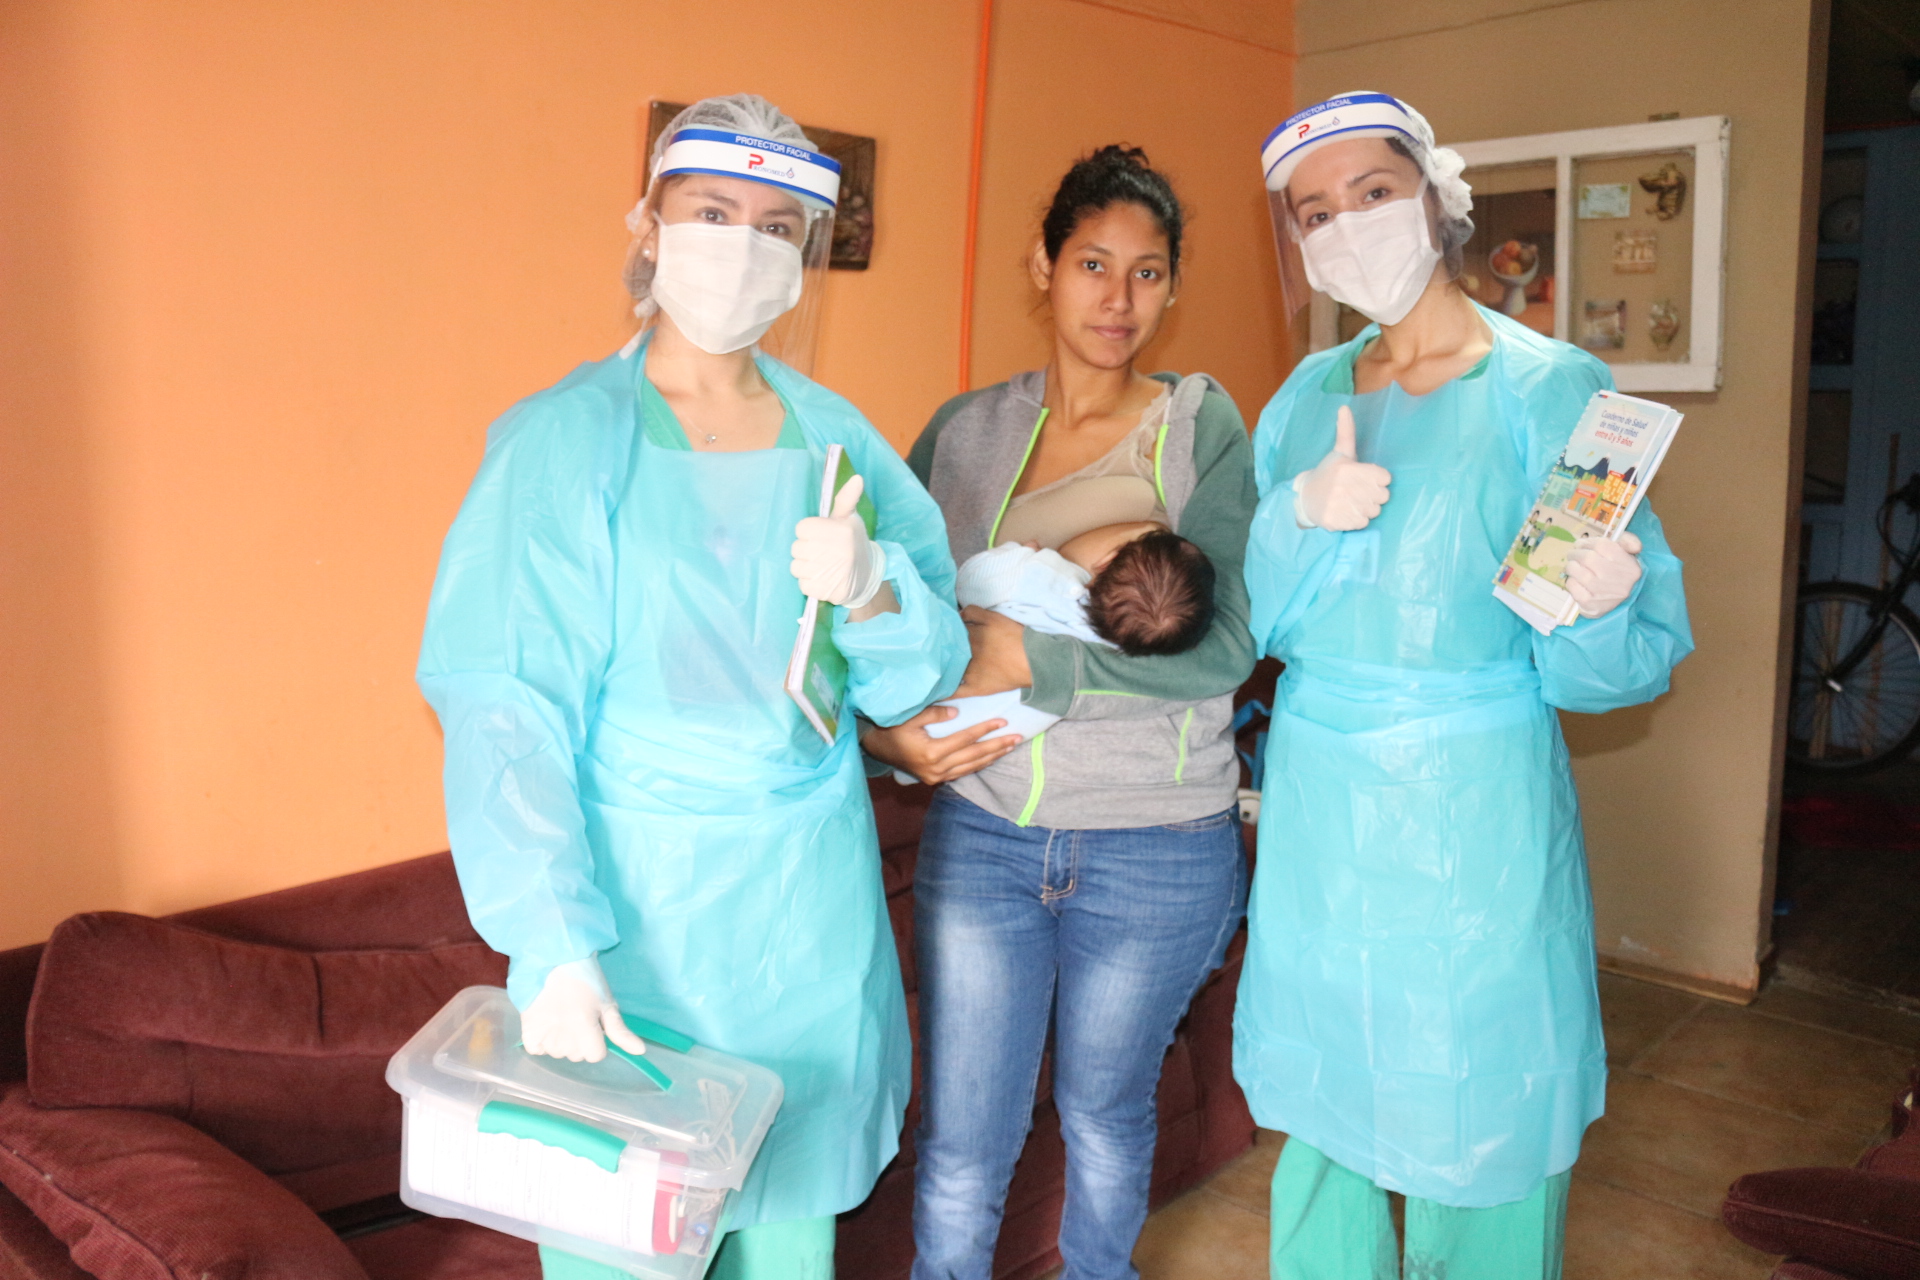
1789, 586, 1920, 768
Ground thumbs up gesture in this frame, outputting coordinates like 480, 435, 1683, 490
792, 474, 888, 608
1292, 407, 1392, 531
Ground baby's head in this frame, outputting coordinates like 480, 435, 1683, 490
1059, 521, 1215, 657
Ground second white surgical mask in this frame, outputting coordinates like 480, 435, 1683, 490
1299, 189, 1441, 327
650, 220, 805, 354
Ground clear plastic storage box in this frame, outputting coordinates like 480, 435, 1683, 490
387, 986, 783, 1279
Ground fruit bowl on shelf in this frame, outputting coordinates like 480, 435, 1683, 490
1488, 239, 1540, 317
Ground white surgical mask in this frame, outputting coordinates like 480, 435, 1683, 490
1299, 188, 1441, 327
649, 220, 805, 354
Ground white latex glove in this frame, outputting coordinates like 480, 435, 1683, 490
791, 474, 886, 608
1564, 531, 1644, 619
1292, 407, 1392, 531
520, 957, 649, 1063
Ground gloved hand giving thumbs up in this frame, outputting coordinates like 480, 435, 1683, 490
1292, 406, 1392, 531
792, 474, 887, 608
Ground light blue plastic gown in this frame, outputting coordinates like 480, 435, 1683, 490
417, 337, 970, 1228
1234, 306, 1693, 1208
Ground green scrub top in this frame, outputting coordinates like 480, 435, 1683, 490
639, 376, 807, 451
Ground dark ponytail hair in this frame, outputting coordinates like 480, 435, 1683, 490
1040, 145, 1185, 276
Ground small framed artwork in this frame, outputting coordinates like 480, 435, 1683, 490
646, 101, 877, 270
1309, 115, 1729, 392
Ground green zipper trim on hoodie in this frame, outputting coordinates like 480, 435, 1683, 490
1174, 707, 1194, 784
1015, 733, 1047, 827
988, 406, 1050, 547
1152, 421, 1171, 510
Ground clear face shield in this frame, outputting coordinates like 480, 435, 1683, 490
624, 128, 841, 376
1266, 186, 1318, 325
1259, 93, 1463, 330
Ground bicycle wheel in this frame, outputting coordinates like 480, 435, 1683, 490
1787, 581, 1920, 774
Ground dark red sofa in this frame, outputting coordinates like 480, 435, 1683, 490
1721, 1067, 1920, 1280
0, 780, 1253, 1280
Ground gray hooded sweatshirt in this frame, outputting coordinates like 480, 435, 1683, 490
907, 369, 1258, 829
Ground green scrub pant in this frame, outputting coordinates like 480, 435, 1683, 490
538, 1214, 835, 1280
1269, 1140, 1569, 1280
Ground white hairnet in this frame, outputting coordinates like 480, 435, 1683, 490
1372, 94, 1475, 269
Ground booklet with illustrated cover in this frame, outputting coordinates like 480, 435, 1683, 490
1493, 389, 1683, 635
785, 444, 879, 744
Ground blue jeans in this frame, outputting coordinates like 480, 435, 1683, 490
910, 791, 1248, 1280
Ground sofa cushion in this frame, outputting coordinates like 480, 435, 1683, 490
27, 911, 504, 1182
166, 852, 481, 952
0, 1082, 367, 1279
1723, 1167, 1920, 1280
0, 1181, 90, 1280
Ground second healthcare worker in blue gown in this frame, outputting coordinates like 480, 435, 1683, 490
1237, 93, 1693, 1279
418, 95, 969, 1280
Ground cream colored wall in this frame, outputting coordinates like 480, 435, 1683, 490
1296, 0, 1823, 994
0, 0, 1296, 948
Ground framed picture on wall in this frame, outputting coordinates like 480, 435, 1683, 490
1309, 114, 1729, 392
646, 101, 877, 270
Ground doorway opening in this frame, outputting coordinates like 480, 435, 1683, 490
1775, 0, 1920, 1007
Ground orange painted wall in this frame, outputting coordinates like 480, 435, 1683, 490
0, 0, 1292, 948
968, 0, 1296, 408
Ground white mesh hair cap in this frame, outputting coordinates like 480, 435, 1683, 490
1390, 96, 1474, 226
1263, 91, 1472, 221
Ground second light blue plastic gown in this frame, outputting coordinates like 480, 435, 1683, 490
1234, 306, 1693, 1208
418, 337, 970, 1228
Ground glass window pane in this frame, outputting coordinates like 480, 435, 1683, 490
1804, 390, 1851, 504
1569, 149, 1695, 364
1812, 259, 1858, 365
1461, 162, 1557, 339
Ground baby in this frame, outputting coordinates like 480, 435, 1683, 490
927, 521, 1216, 741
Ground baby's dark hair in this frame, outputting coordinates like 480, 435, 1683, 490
1041, 145, 1185, 276
1084, 531, 1215, 656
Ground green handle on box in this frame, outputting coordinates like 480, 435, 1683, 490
621, 1013, 696, 1055
512, 1014, 692, 1092
607, 1040, 673, 1091
478, 1100, 626, 1171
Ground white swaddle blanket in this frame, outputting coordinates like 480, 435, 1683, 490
954, 544, 1111, 646
923, 546, 1115, 745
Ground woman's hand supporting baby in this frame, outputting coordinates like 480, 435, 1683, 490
861, 607, 1031, 784
861, 703, 1023, 784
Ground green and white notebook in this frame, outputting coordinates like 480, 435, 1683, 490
785, 444, 879, 744
1493, 389, 1683, 635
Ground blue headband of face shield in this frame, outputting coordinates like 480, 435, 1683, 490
656, 129, 842, 212
1261, 92, 1422, 192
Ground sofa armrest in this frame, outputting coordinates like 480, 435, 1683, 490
1723, 1167, 1920, 1280
0, 1083, 368, 1280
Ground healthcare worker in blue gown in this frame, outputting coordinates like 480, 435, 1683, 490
418, 95, 970, 1280
1236, 92, 1693, 1280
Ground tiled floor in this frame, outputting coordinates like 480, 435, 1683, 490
1121, 973, 1920, 1280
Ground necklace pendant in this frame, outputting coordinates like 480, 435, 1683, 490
704, 433, 718, 444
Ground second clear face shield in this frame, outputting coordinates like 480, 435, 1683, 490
1260, 92, 1456, 329
627, 128, 841, 375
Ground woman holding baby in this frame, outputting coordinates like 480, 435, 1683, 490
862, 146, 1256, 1280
